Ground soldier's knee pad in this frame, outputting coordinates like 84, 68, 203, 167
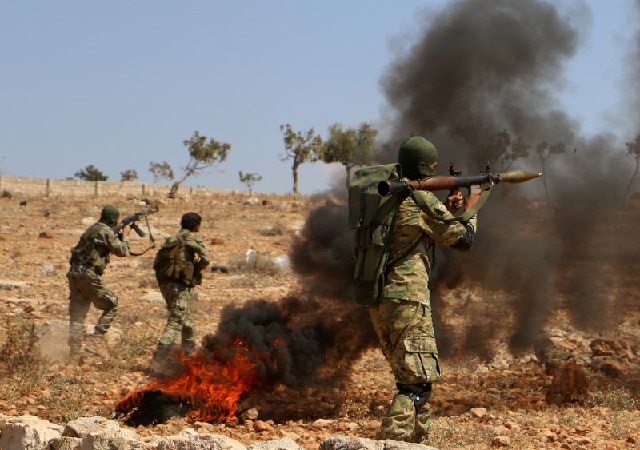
397, 383, 432, 409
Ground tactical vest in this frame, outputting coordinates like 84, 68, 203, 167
69, 223, 111, 275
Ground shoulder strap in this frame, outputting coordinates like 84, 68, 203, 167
453, 187, 492, 222
384, 192, 423, 269
129, 215, 157, 257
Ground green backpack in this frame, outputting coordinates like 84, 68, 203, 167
153, 234, 194, 284
348, 163, 405, 307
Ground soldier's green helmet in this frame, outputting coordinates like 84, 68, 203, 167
99, 205, 120, 227
397, 136, 439, 180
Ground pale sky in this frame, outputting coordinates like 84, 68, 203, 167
0, 0, 637, 195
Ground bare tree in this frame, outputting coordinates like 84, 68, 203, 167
319, 122, 377, 190
279, 124, 322, 199
151, 131, 231, 198
480, 129, 530, 171
148, 161, 174, 183
238, 171, 262, 196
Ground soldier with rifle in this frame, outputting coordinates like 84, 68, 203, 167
66, 205, 132, 357
66, 204, 158, 358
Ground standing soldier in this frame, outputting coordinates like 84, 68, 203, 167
67, 205, 131, 356
370, 136, 481, 444
152, 212, 211, 361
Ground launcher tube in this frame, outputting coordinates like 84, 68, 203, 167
377, 170, 542, 196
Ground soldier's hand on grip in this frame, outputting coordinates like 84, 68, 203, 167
463, 187, 483, 211
119, 223, 132, 238
445, 189, 464, 213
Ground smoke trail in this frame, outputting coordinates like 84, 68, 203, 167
380, 0, 582, 162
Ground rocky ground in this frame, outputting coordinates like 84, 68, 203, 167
0, 190, 639, 449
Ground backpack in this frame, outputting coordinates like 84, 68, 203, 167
153, 235, 194, 284
348, 163, 405, 307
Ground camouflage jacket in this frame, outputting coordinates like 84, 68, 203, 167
69, 221, 130, 275
177, 229, 211, 272
382, 189, 477, 303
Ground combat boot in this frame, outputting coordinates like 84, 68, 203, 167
378, 392, 415, 442
412, 401, 431, 444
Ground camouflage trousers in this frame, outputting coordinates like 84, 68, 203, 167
67, 269, 119, 353
369, 299, 441, 443
157, 280, 195, 353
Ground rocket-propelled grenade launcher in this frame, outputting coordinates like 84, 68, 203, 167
378, 169, 543, 197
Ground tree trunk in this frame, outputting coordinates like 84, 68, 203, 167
292, 165, 299, 200
345, 165, 352, 191
168, 172, 189, 199
168, 182, 180, 199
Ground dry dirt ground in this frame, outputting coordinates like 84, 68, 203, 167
1, 191, 640, 450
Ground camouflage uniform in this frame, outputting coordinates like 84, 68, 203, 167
370, 185, 477, 442
155, 228, 211, 354
67, 218, 130, 354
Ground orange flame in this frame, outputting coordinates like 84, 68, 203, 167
116, 340, 263, 423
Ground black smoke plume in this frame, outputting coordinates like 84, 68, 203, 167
377, 0, 640, 356
200, 201, 376, 420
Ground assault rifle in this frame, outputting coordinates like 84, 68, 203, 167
113, 207, 159, 255
377, 168, 542, 197
112, 207, 159, 237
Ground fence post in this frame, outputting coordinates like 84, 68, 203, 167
94, 180, 99, 197
46, 179, 51, 197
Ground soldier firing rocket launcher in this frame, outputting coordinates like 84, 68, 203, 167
377, 168, 542, 197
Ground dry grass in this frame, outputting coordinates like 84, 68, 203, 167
0, 316, 46, 401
